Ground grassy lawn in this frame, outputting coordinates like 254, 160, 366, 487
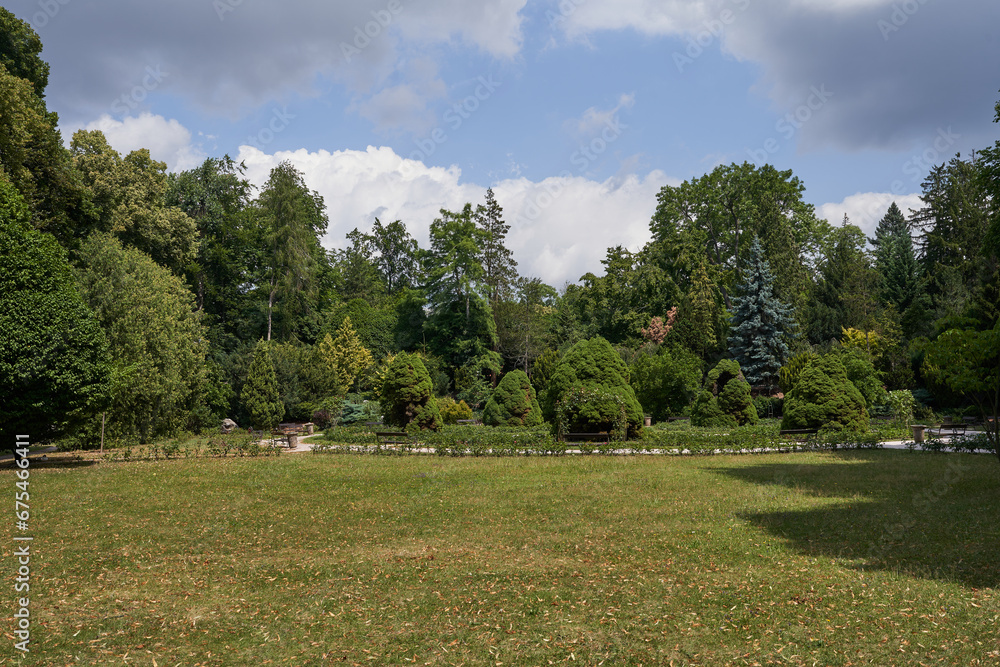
3, 450, 999, 665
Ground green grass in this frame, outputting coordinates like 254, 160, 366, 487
4, 450, 1000, 665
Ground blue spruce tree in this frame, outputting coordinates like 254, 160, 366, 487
728, 238, 796, 388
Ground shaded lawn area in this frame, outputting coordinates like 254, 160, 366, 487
2, 451, 999, 665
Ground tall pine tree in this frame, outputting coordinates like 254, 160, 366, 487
871, 202, 921, 312
475, 188, 517, 304
727, 238, 796, 388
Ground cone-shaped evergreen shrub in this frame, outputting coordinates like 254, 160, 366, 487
381, 353, 441, 431
691, 359, 758, 427
781, 354, 870, 432
243, 342, 284, 430
483, 370, 543, 427
541, 337, 643, 436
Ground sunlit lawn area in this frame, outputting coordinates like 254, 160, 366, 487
3, 449, 999, 665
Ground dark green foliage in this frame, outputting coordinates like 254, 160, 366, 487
727, 238, 796, 387
381, 353, 441, 431
483, 370, 543, 427
629, 345, 703, 421
541, 337, 643, 435
0, 9, 49, 97
691, 359, 758, 427
0, 179, 111, 444
242, 342, 284, 430
781, 355, 870, 432
871, 202, 922, 313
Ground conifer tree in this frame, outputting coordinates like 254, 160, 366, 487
242, 341, 284, 430
871, 202, 921, 312
475, 188, 518, 304
318, 316, 373, 395
727, 238, 796, 388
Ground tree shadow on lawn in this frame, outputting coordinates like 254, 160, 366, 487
710, 450, 1000, 588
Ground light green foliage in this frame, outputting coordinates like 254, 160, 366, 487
629, 345, 703, 421
483, 370, 543, 427
71, 131, 198, 272
542, 337, 643, 436
674, 261, 722, 358
0, 178, 111, 444
778, 351, 817, 395
886, 390, 916, 428
318, 316, 373, 394
76, 233, 209, 442
381, 352, 442, 431
781, 355, 870, 432
0, 61, 92, 247
242, 341, 284, 430
439, 397, 474, 425
530, 349, 560, 397
834, 346, 887, 409
691, 359, 758, 428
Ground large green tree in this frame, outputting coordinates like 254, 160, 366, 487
71, 130, 198, 273
923, 321, 1000, 459
0, 178, 110, 445
913, 154, 997, 327
255, 161, 328, 341
75, 233, 208, 442
871, 202, 922, 313
0, 59, 93, 248
651, 162, 828, 314
167, 156, 256, 348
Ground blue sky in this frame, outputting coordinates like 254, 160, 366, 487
11, 0, 1000, 286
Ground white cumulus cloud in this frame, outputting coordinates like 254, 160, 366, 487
74, 113, 206, 172
237, 144, 674, 286
817, 191, 924, 240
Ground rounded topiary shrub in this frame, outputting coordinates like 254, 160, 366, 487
438, 396, 473, 425
690, 359, 758, 428
541, 336, 644, 437
781, 354, 869, 432
381, 352, 441, 431
483, 370, 543, 427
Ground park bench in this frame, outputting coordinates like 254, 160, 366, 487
456, 419, 482, 426
778, 428, 819, 442
926, 423, 967, 439
562, 432, 611, 445
374, 431, 413, 447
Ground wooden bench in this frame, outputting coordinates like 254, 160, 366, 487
927, 424, 967, 439
562, 432, 611, 445
456, 419, 482, 426
374, 431, 412, 447
779, 428, 819, 441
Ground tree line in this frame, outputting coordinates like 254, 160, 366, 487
1, 10, 998, 448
